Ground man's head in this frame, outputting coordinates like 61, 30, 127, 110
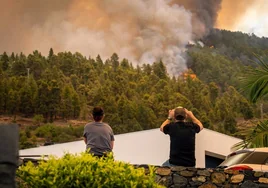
174, 107, 187, 120
92, 106, 104, 122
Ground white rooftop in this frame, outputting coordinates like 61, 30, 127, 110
19, 128, 242, 167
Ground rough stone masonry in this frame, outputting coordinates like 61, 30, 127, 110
134, 165, 268, 187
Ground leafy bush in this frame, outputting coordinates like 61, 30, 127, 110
34, 124, 84, 142
16, 152, 163, 188
69, 125, 84, 138
34, 124, 57, 138
19, 130, 36, 149
53, 132, 75, 143
33, 114, 44, 126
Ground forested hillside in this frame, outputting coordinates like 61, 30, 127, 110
203, 29, 268, 65
0, 29, 267, 149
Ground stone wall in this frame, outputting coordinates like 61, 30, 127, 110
135, 165, 268, 188
17, 160, 268, 187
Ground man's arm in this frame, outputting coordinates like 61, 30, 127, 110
160, 119, 171, 132
186, 109, 203, 131
111, 141, 114, 150
160, 109, 174, 132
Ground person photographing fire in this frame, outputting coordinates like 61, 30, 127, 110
160, 106, 203, 167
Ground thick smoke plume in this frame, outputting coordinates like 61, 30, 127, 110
170, 0, 221, 38
0, 0, 231, 76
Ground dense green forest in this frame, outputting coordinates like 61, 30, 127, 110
1, 29, 268, 149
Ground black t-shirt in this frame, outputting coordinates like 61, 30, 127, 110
163, 122, 200, 167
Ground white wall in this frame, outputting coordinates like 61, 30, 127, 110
20, 128, 242, 167
195, 128, 242, 167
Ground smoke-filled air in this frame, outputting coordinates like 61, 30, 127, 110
0, 0, 265, 76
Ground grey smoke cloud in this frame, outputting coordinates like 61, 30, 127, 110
170, 0, 222, 38
0, 0, 222, 76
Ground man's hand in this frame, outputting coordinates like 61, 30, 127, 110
185, 109, 203, 130
185, 109, 194, 118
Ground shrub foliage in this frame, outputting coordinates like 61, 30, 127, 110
16, 152, 163, 188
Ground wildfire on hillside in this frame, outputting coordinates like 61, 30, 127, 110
182, 72, 197, 81
0, 0, 262, 77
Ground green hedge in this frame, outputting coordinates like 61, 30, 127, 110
16, 152, 163, 188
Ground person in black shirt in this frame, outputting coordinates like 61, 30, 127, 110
160, 106, 203, 167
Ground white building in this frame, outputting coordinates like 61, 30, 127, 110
19, 128, 242, 168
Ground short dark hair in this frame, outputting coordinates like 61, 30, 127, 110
174, 107, 186, 120
92, 106, 104, 121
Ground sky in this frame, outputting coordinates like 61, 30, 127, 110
216, 0, 268, 37
235, 6, 268, 37
0, 0, 267, 76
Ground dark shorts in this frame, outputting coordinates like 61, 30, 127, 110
89, 152, 114, 160
92, 153, 107, 158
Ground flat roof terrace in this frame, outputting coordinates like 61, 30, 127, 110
20, 128, 242, 167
